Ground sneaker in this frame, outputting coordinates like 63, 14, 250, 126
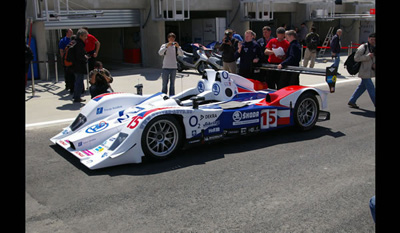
348, 102, 359, 109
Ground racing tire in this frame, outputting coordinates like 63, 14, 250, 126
141, 115, 183, 160
293, 92, 319, 131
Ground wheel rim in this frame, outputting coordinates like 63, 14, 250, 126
145, 120, 179, 157
297, 98, 318, 127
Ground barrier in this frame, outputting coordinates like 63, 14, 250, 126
28, 53, 59, 97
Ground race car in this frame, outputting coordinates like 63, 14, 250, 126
51, 69, 330, 170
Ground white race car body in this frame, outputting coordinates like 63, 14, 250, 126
51, 69, 330, 170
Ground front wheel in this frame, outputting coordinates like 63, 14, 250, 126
141, 116, 183, 160
197, 62, 209, 74
294, 92, 319, 131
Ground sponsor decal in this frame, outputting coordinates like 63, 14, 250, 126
82, 150, 93, 156
189, 116, 198, 127
208, 127, 220, 134
212, 83, 220, 95
200, 114, 218, 120
86, 121, 109, 133
232, 111, 260, 126
221, 71, 229, 79
204, 134, 223, 142
74, 151, 86, 157
197, 81, 205, 93
95, 146, 104, 153
96, 105, 123, 115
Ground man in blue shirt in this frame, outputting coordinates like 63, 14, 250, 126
59, 29, 74, 91
277, 30, 301, 89
59, 29, 73, 57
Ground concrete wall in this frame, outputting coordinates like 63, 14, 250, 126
26, 0, 375, 79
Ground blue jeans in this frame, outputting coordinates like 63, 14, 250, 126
73, 73, 84, 101
161, 69, 176, 96
349, 78, 375, 106
369, 196, 375, 223
330, 54, 340, 68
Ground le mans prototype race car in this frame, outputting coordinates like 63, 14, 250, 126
51, 69, 330, 169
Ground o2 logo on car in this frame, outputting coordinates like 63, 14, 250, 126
260, 109, 277, 129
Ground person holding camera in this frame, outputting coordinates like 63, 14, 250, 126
218, 29, 239, 73
158, 32, 183, 96
89, 61, 113, 98
348, 33, 376, 108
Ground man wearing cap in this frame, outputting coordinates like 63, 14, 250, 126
219, 29, 239, 73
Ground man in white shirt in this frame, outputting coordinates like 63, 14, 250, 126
158, 33, 184, 96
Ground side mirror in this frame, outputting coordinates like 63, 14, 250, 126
190, 96, 206, 109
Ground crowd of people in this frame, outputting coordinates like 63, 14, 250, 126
159, 24, 322, 95
54, 23, 375, 110
58, 27, 112, 102
159, 24, 375, 109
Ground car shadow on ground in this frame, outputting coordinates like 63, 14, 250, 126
51, 125, 345, 177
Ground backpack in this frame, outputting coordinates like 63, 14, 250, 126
306, 33, 319, 51
63, 40, 77, 67
344, 43, 367, 75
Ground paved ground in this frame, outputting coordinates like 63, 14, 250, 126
26, 55, 376, 232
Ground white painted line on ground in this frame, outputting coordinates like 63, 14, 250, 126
26, 118, 75, 129
25, 78, 362, 129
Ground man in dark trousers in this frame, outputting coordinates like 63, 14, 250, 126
330, 29, 342, 72
234, 30, 262, 80
277, 30, 301, 89
72, 28, 89, 103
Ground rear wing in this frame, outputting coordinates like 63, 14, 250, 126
260, 64, 337, 93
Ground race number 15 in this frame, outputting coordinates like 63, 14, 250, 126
261, 109, 277, 129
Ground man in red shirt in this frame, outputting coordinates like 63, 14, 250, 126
82, 27, 101, 72
264, 27, 289, 89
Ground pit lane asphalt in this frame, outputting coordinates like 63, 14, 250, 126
26, 80, 375, 233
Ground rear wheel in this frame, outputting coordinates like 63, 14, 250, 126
141, 116, 183, 160
294, 92, 319, 131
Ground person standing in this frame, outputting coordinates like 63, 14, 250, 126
71, 29, 89, 103
235, 30, 262, 79
219, 29, 239, 73
330, 29, 342, 71
82, 27, 100, 72
303, 27, 320, 68
256, 26, 274, 63
59, 29, 75, 92
264, 27, 290, 89
348, 33, 376, 108
277, 30, 302, 88
158, 32, 183, 96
